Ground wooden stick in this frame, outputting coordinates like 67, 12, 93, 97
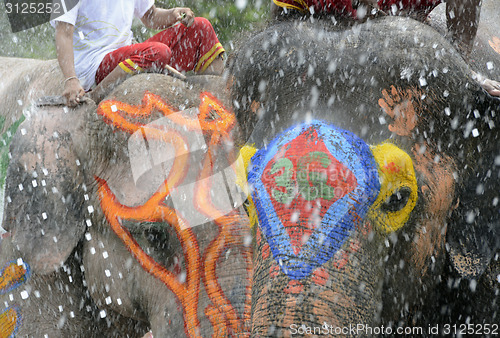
164, 64, 187, 80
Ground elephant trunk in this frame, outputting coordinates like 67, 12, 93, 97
251, 222, 385, 336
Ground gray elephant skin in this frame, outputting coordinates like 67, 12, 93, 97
0, 62, 252, 337
0, 11, 499, 338
230, 14, 499, 337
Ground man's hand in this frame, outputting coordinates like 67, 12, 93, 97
141, 6, 195, 30
481, 79, 500, 97
172, 7, 194, 27
63, 78, 85, 107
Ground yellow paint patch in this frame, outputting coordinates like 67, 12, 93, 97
236, 145, 257, 190
0, 308, 18, 338
236, 145, 259, 228
0, 263, 26, 291
369, 142, 418, 233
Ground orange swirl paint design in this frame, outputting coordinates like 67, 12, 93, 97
0, 307, 20, 338
96, 92, 252, 337
0, 263, 28, 294
0, 261, 28, 337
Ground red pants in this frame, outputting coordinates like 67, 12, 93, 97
95, 17, 224, 85
274, 0, 440, 18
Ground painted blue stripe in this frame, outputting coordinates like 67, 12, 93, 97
249, 120, 380, 280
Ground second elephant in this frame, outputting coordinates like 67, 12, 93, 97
230, 15, 499, 335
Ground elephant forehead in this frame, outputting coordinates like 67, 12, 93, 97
248, 120, 380, 280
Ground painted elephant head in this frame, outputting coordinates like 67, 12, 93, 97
229, 15, 499, 334
0, 70, 253, 336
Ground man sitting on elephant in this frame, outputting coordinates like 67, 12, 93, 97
53, 0, 225, 107
271, 0, 500, 97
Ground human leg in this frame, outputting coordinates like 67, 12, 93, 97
202, 55, 224, 75
91, 42, 171, 102
146, 17, 225, 75
90, 66, 129, 103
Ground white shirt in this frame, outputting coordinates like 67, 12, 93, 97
52, 0, 154, 90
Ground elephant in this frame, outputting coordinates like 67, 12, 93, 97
0, 58, 253, 336
229, 12, 499, 336
0, 10, 499, 338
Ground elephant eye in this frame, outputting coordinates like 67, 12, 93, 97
144, 227, 168, 246
142, 223, 170, 250
381, 187, 412, 213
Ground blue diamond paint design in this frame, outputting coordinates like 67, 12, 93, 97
248, 120, 380, 280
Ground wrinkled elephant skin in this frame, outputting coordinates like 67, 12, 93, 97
230, 15, 499, 334
0, 72, 252, 336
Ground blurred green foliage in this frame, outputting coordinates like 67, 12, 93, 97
154, 0, 269, 47
0, 1, 56, 59
0, 0, 269, 59
0, 115, 25, 190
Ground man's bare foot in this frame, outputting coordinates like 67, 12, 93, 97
479, 78, 500, 97
91, 66, 131, 103
201, 54, 224, 76
473, 72, 500, 97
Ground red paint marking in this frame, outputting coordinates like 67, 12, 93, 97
284, 280, 304, 294
263, 127, 357, 255
262, 243, 270, 260
172, 255, 183, 276
270, 265, 280, 279
383, 161, 401, 173
311, 267, 329, 286
333, 250, 349, 270
332, 232, 366, 271
349, 239, 361, 252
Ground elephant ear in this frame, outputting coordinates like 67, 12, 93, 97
2, 98, 94, 275
446, 95, 500, 279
